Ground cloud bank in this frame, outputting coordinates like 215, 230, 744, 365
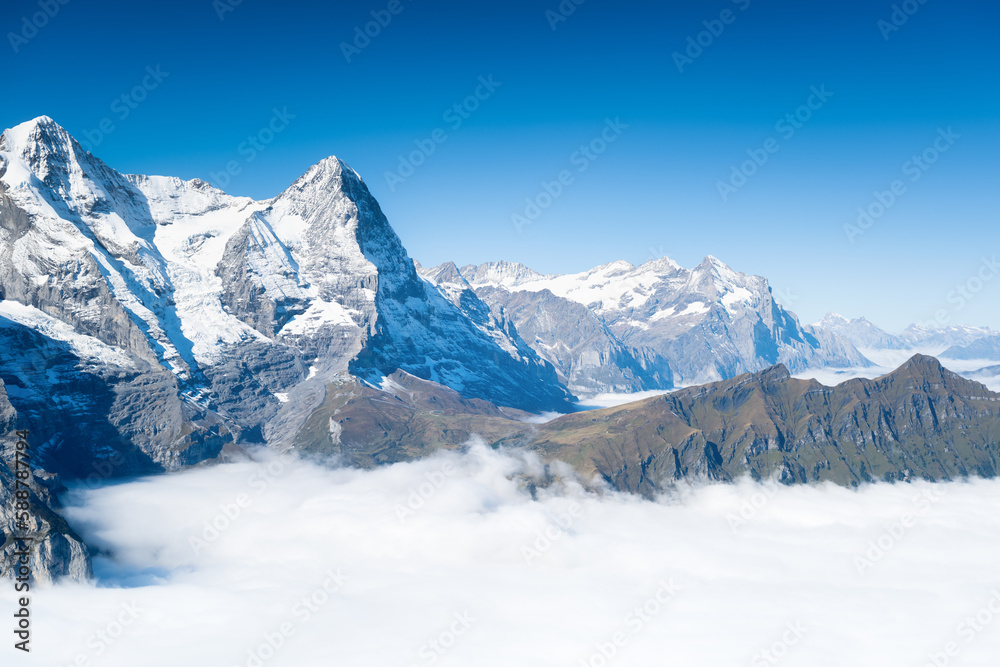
5, 443, 1000, 667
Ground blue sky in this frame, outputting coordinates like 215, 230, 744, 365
2, 0, 997, 331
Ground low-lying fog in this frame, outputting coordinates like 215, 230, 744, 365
8, 442, 1000, 667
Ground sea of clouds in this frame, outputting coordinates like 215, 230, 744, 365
793, 348, 1000, 393
6, 441, 1000, 667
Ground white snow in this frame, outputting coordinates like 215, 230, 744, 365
0, 300, 136, 368
143, 180, 270, 363
679, 302, 710, 316
281, 299, 355, 336
721, 287, 753, 313
467, 259, 686, 315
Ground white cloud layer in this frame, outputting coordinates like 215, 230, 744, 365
793, 348, 1000, 392
5, 443, 1000, 667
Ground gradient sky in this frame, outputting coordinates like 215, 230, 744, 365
1, 0, 997, 331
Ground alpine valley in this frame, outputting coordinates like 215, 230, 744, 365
1, 117, 999, 581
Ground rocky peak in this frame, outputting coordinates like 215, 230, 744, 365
758, 363, 791, 383
418, 261, 470, 288
459, 260, 546, 289
0, 116, 77, 172
639, 255, 682, 274
816, 312, 850, 326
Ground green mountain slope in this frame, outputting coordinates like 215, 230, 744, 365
521, 355, 1000, 494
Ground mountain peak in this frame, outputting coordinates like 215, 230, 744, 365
900, 353, 944, 371
759, 363, 791, 383
418, 261, 470, 287
293, 155, 361, 188
882, 353, 963, 386
641, 255, 682, 273
699, 254, 725, 267
2, 115, 74, 151
0, 115, 102, 191
819, 312, 850, 325
459, 261, 546, 288
694, 254, 739, 281
268, 154, 380, 231
1, 115, 77, 160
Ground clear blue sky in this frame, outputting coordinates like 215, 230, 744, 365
2, 0, 997, 331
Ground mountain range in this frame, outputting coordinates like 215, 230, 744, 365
421, 256, 873, 392
1, 116, 998, 581
519, 355, 1000, 495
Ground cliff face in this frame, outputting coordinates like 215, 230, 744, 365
441, 257, 873, 391
0, 118, 572, 467
0, 379, 91, 583
0, 116, 578, 581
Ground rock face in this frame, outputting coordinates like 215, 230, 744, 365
431, 256, 872, 389
418, 262, 673, 396
0, 379, 92, 583
523, 355, 1000, 495
0, 116, 572, 479
208, 156, 572, 415
0, 116, 579, 580
289, 370, 536, 467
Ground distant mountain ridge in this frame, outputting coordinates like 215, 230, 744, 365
423, 256, 874, 390
812, 313, 910, 350
940, 335, 1000, 361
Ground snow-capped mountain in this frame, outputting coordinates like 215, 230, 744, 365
899, 324, 998, 351
811, 313, 909, 351
809, 315, 999, 357
0, 116, 570, 477
419, 261, 674, 395
440, 256, 873, 385
940, 335, 1000, 362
